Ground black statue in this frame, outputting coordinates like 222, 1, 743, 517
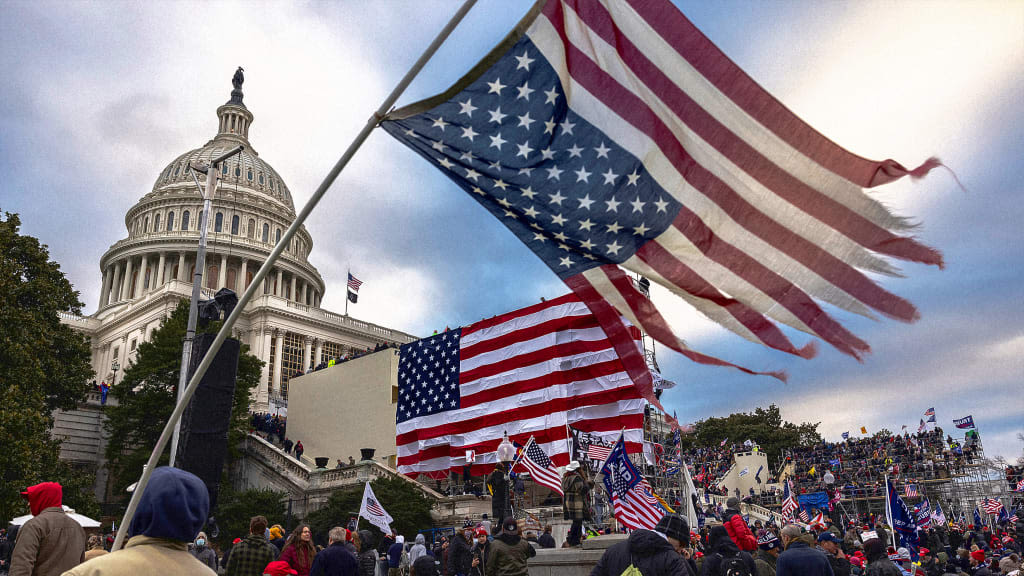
232, 67, 245, 90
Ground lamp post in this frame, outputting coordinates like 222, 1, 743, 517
111, 359, 120, 387
494, 431, 515, 530
169, 145, 244, 467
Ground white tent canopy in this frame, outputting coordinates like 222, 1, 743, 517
9, 505, 101, 528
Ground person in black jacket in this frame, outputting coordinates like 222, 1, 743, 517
448, 522, 475, 576
591, 513, 696, 576
310, 526, 358, 576
818, 532, 851, 576
700, 525, 759, 576
536, 525, 556, 549
775, 525, 832, 576
356, 530, 378, 576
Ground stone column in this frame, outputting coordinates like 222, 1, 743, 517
156, 252, 166, 287
314, 339, 323, 367
109, 261, 122, 304
273, 330, 284, 395
239, 259, 248, 291
276, 268, 284, 297
121, 258, 134, 300
260, 328, 273, 404
303, 337, 312, 372
301, 281, 308, 305
218, 254, 228, 289
99, 266, 112, 308
136, 255, 149, 296
290, 275, 297, 302
177, 253, 186, 282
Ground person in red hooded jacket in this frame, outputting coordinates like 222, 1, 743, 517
721, 497, 758, 551
9, 481, 86, 576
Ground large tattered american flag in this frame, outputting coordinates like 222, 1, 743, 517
381, 0, 942, 397
395, 293, 644, 478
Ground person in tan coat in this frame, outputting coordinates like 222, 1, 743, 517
61, 467, 216, 576
82, 535, 108, 561
10, 481, 86, 576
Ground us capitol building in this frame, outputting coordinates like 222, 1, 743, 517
62, 71, 416, 414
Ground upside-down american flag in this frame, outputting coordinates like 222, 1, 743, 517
602, 434, 665, 530
513, 436, 564, 496
395, 293, 645, 478
381, 0, 942, 399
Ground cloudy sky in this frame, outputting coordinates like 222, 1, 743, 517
3, 1, 1022, 462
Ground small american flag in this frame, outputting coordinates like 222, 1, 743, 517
513, 436, 563, 496
924, 407, 935, 417
365, 497, 385, 517
1015, 478, 1024, 492
982, 498, 1004, 515
347, 272, 364, 292
799, 509, 810, 523
1010, 509, 1019, 523
382, 0, 942, 395
904, 484, 918, 498
781, 480, 798, 520
586, 443, 612, 463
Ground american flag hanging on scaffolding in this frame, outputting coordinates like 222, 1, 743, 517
904, 484, 918, 498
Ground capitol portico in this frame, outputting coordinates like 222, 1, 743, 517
62, 72, 416, 413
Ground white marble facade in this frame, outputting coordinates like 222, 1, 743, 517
63, 77, 416, 411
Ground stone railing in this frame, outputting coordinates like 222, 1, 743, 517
699, 490, 782, 524
58, 311, 101, 330
245, 433, 312, 487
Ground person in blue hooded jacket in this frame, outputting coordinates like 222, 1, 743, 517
62, 466, 217, 576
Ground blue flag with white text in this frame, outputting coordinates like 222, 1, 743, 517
887, 479, 919, 556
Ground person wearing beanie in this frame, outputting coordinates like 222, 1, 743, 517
270, 525, 286, 552
9, 481, 86, 576
862, 538, 901, 576
63, 467, 217, 576
774, 524, 831, 576
818, 531, 852, 576
592, 513, 695, 576
971, 549, 992, 575
703, 524, 758, 576
723, 496, 758, 552
485, 517, 535, 576
848, 555, 865, 576
755, 531, 782, 576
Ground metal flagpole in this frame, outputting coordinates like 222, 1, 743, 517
884, 474, 897, 549
345, 267, 349, 316
111, 0, 479, 551
170, 145, 244, 468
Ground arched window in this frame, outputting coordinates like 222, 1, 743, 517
275, 229, 281, 244
226, 268, 237, 291
182, 210, 190, 231
214, 212, 223, 233
247, 218, 255, 239
259, 172, 265, 185
143, 217, 149, 233
231, 215, 239, 235
167, 211, 175, 231
247, 169, 253, 181
262, 223, 269, 243
222, 162, 229, 176
206, 265, 218, 289
154, 213, 161, 232
235, 165, 241, 178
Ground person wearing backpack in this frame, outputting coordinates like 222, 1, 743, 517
590, 513, 696, 576
699, 525, 758, 576
722, 497, 758, 552
775, 525, 834, 576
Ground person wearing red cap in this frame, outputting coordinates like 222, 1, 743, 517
469, 527, 490, 576
9, 481, 86, 576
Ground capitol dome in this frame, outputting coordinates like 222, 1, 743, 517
96, 69, 324, 312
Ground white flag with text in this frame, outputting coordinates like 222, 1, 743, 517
359, 482, 393, 535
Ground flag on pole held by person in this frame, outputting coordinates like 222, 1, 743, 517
861, 427, 868, 435
395, 293, 645, 478
886, 478, 920, 554
380, 0, 943, 402
512, 436, 564, 495
841, 431, 849, 440
974, 507, 983, 528
924, 407, 935, 417
601, 433, 665, 530
359, 482, 394, 535
954, 415, 975, 429
781, 480, 798, 520
930, 502, 946, 527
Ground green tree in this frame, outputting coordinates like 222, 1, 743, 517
0, 211, 97, 522
103, 299, 263, 500
681, 404, 822, 468
213, 487, 287, 550
307, 475, 435, 548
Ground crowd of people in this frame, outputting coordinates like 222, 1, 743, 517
310, 342, 401, 373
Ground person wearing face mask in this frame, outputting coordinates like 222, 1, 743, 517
448, 523, 475, 576
591, 513, 696, 576
191, 531, 219, 571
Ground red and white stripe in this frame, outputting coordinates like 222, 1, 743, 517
524, 0, 941, 383
514, 438, 564, 496
397, 293, 645, 478
586, 443, 612, 463
982, 499, 1004, 515
612, 480, 664, 531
